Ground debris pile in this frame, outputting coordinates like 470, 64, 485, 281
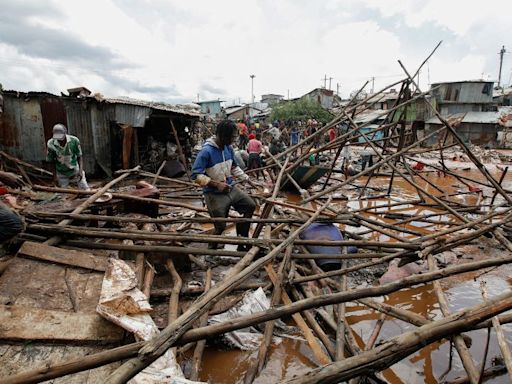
2, 48, 512, 384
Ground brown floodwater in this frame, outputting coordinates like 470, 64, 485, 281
188, 168, 512, 383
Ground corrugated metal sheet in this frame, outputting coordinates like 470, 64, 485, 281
90, 104, 113, 176
19, 99, 47, 163
40, 97, 67, 142
431, 82, 494, 104
114, 104, 150, 127
0, 96, 22, 150
426, 112, 499, 125
64, 100, 96, 174
104, 96, 200, 117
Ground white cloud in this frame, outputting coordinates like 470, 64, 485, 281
0, 0, 510, 102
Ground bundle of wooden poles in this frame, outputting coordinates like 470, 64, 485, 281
4, 42, 512, 384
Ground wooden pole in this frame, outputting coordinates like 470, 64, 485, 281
189, 268, 212, 381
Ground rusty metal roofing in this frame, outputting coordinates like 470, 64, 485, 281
102, 96, 200, 117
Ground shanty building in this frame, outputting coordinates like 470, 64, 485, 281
0, 89, 200, 177
224, 104, 263, 121
421, 80, 506, 147
430, 80, 496, 114
197, 99, 223, 118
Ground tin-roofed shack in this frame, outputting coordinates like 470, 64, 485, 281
0, 90, 200, 177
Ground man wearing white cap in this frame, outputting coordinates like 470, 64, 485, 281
46, 123, 89, 190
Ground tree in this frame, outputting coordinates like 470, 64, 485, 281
270, 97, 333, 124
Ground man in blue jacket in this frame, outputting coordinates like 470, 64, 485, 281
192, 120, 256, 250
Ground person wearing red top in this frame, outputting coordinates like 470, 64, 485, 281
237, 120, 249, 149
247, 133, 263, 179
328, 126, 336, 153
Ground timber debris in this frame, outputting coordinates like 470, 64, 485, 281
2, 44, 512, 383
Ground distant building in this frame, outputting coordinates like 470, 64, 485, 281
197, 100, 223, 117
422, 80, 507, 147
430, 80, 496, 114
67, 86, 91, 98
261, 94, 284, 106
494, 86, 512, 106
302, 88, 335, 109
224, 105, 262, 121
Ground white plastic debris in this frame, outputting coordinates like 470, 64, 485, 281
97, 258, 204, 384
209, 287, 282, 350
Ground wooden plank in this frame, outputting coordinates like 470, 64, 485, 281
0, 305, 124, 342
18, 241, 107, 271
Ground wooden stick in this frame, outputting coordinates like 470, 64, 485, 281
336, 260, 348, 360
189, 268, 212, 381
166, 259, 181, 356
427, 255, 480, 384
480, 281, 512, 382
32, 185, 209, 213
31, 211, 352, 225
0, 150, 53, 176
142, 262, 155, 299
169, 119, 192, 181
43, 167, 139, 246
244, 247, 292, 383
135, 253, 145, 290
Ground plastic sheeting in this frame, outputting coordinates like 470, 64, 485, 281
97, 258, 203, 384
209, 287, 282, 350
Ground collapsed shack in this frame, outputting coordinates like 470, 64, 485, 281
3, 48, 512, 383
0, 90, 200, 178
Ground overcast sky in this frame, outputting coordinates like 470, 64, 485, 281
0, 0, 510, 105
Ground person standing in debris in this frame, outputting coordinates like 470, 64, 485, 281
237, 120, 249, 149
247, 133, 263, 179
192, 120, 256, 250
360, 145, 374, 171
46, 124, 90, 190
0, 171, 24, 244
290, 126, 299, 146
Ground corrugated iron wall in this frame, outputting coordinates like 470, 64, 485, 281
0, 96, 46, 163
63, 100, 96, 174
114, 104, 150, 127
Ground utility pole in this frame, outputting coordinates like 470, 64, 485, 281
371, 77, 375, 93
336, 83, 341, 97
287, 89, 290, 100
498, 45, 507, 89
328, 77, 333, 90
250, 74, 255, 104
322, 75, 327, 89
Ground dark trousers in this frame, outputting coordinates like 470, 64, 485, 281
361, 155, 373, 171
204, 186, 256, 238
0, 202, 23, 243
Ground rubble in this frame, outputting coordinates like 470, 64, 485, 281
3, 48, 512, 384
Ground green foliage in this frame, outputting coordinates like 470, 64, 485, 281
270, 97, 333, 124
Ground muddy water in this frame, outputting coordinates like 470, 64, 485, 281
191, 169, 512, 383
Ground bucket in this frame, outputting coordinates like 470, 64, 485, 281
299, 223, 357, 271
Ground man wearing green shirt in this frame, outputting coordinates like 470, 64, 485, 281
46, 123, 89, 190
